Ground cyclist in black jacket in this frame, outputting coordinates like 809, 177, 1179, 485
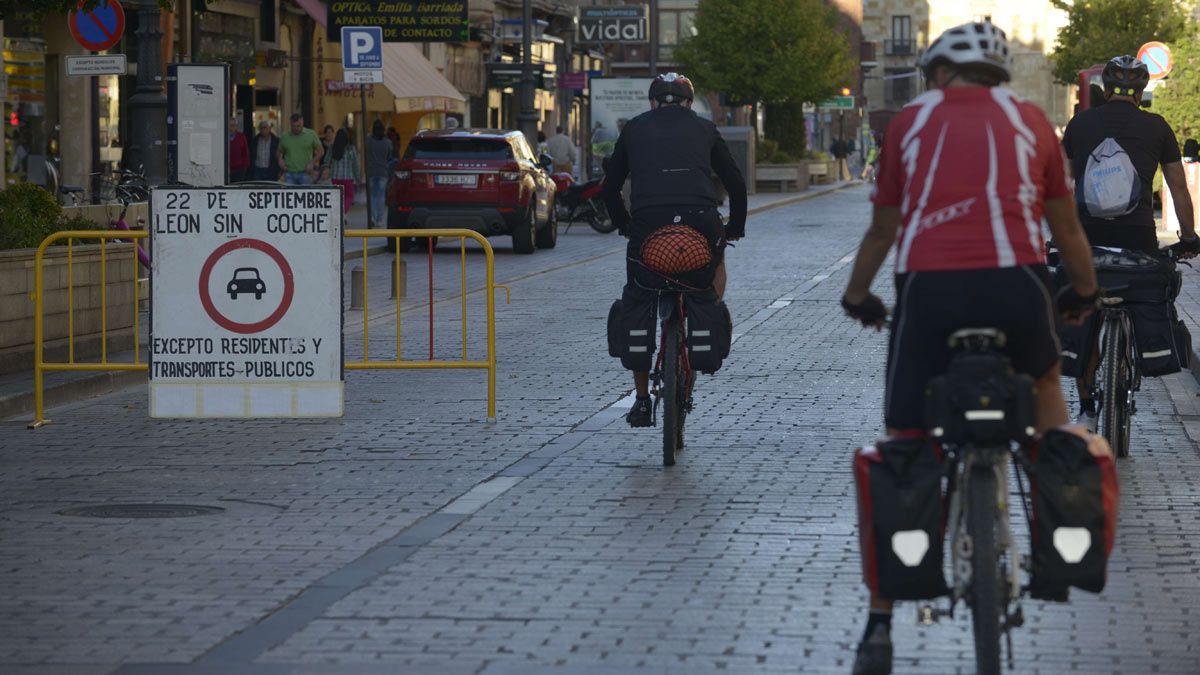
602, 72, 748, 427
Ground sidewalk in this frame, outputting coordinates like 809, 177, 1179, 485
1, 181, 859, 423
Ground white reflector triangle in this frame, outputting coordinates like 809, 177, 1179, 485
1053, 527, 1092, 563
891, 530, 930, 567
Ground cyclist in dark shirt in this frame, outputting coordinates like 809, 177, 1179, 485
602, 73, 748, 427
1062, 56, 1198, 253
1060, 55, 1199, 426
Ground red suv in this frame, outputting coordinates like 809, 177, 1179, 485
387, 129, 558, 253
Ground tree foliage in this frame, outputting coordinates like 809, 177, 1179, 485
1151, 32, 1200, 146
763, 100, 807, 159
1049, 0, 1193, 85
673, 0, 853, 117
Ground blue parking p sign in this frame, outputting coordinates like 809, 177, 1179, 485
341, 27, 383, 70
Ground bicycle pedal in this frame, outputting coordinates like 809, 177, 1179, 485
915, 605, 949, 625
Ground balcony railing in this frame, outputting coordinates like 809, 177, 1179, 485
884, 39, 917, 56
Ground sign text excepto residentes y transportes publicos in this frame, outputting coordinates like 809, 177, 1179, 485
149, 186, 344, 418
328, 1, 468, 43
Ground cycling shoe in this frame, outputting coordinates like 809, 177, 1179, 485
851, 624, 892, 675
626, 397, 653, 427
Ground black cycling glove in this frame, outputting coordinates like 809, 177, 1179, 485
1055, 285, 1101, 321
724, 219, 746, 241
1171, 235, 1200, 256
842, 293, 888, 327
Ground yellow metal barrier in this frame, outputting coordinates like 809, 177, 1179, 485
343, 228, 500, 421
30, 231, 149, 428
29, 228, 502, 426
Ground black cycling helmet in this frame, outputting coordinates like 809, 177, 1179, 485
648, 72, 694, 104
1102, 55, 1150, 98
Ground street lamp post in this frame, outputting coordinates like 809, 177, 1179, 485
125, 0, 168, 185
517, 0, 539, 148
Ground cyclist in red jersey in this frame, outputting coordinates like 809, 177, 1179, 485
840, 21, 1100, 674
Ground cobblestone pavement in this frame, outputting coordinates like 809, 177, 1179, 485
3, 185, 1199, 674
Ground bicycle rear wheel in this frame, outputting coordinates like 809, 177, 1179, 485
661, 319, 682, 466
968, 465, 1002, 675
1099, 315, 1132, 459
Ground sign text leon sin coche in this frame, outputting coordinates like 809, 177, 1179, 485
155, 190, 336, 235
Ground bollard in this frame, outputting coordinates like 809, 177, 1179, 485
390, 256, 407, 298
350, 266, 365, 309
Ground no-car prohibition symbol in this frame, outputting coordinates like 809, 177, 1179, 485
198, 238, 295, 334
69, 0, 125, 53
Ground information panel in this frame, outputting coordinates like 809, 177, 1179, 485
327, 0, 468, 43
150, 186, 344, 418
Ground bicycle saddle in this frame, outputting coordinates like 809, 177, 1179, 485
947, 328, 1007, 351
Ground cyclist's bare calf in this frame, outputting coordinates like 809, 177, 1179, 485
632, 260, 727, 398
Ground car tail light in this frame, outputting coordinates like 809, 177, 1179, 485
498, 162, 521, 181
394, 169, 411, 180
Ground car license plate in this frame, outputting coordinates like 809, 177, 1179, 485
435, 174, 477, 186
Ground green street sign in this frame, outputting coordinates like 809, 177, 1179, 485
817, 95, 855, 110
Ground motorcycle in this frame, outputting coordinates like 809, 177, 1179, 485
550, 172, 616, 234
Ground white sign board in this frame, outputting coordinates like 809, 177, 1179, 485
150, 186, 344, 418
588, 77, 653, 160
168, 63, 229, 187
344, 69, 383, 84
66, 54, 127, 76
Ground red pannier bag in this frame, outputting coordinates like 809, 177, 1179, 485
854, 435, 949, 600
1028, 425, 1118, 598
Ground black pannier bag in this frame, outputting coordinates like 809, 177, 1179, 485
1082, 249, 1184, 377
617, 284, 656, 372
924, 352, 1037, 446
1027, 427, 1118, 598
684, 290, 732, 374
1175, 319, 1192, 369
854, 436, 948, 600
1130, 299, 1184, 376
606, 300, 623, 358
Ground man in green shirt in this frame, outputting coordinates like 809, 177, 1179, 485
277, 113, 324, 185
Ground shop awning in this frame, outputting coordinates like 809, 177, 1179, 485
292, 0, 466, 114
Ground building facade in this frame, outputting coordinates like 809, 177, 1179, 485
862, 0, 1073, 132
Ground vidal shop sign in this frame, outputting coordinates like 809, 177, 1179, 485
577, 6, 647, 44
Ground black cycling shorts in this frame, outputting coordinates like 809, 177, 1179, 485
885, 265, 1061, 431
626, 206, 725, 283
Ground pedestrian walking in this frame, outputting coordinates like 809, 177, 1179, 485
365, 119, 394, 228
277, 113, 324, 185
327, 128, 361, 222
228, 117, 249, 183
545, 126, 574, 175
248, 120, 280, 181
831, 136, 851, 182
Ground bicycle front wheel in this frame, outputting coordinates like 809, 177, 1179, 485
1099, 315, 1132, 459
661, 319, 682, 466
967, 465, 1002, 675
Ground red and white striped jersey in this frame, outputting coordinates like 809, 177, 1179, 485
872, 87, 1072, 273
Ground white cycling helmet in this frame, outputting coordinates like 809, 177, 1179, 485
919, 21, 1012, 83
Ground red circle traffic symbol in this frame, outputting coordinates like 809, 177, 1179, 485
68, 0, 125, 52
198, 238, 295, 334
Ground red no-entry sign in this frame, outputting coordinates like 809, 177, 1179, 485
69, 0, 125, 53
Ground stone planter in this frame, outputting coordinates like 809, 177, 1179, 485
754, 163, 810, 193
806, 160, 835, 185
0, 241, 139, 375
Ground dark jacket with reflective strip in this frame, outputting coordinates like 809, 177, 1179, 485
602, 105, 747, 234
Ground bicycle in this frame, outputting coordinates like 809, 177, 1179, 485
647, 284, 698, 466
920, 327, 1034, 675
1067, 246, 1182, 460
